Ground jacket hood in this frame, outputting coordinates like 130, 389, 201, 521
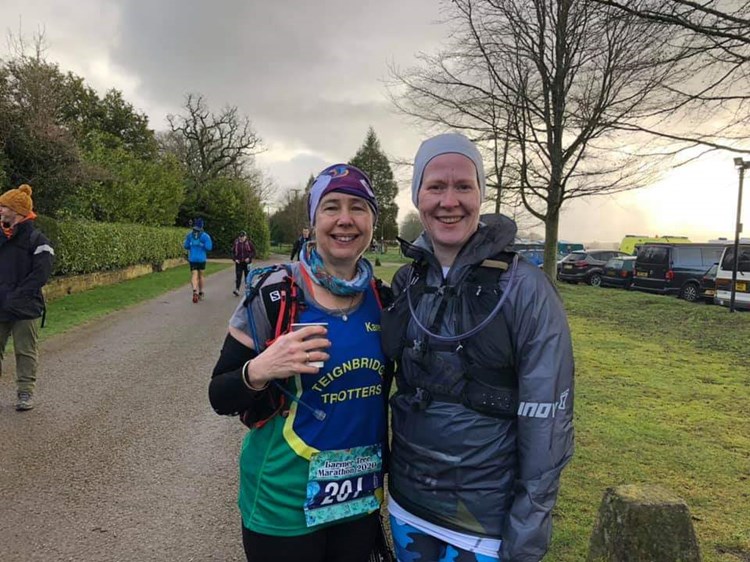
401, 213, 518, 267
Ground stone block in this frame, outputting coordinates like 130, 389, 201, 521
588, 484, 702, 562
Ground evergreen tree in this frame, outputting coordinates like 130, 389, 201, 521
187, 177, 270, 258
349, 127, 399, 240
269, 190, 307, 245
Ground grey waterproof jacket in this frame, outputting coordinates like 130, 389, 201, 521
387, 214, 574, 562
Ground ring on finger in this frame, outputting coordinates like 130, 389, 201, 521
306, 351, 310, 363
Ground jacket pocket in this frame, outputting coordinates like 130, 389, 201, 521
5, 290, 44, 319
391, 431, 460, 492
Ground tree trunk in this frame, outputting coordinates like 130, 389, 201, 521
543, 211, 559, 280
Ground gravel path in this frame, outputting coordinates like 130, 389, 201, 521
0, 261, 281, 561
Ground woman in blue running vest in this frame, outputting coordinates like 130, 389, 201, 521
209, 164, 387, 562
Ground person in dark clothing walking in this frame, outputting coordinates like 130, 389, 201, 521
0, 184, 54, 411
290, 227, 310, 261
232, 231, 256, 296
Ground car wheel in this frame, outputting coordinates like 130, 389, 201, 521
588, 273, 602, 287
680, 283, 699, 302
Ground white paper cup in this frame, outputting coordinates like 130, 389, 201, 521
291, 322, 328, 368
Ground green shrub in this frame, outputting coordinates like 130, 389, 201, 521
35, 216, 185, 275
78, 135, 185, 226
34, 214, 61, 249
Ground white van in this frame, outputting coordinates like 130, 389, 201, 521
714, 244, 750, 310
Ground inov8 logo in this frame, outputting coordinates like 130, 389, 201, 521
517, 388, 570, 419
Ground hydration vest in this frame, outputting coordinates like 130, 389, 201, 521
382, 253, 519, 419
240, 263, 394, 429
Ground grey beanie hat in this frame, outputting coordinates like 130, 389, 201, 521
411, 132, 486, 207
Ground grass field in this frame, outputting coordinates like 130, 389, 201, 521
369, 267, 749, 560
32, 261, 750, 560
365, 246, 411, 265
39, 262, 231, 340
550, 283, 749, 561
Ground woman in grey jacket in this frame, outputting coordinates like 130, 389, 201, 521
383, 133, 574, 562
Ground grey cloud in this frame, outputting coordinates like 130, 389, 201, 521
104, 0, 447, 189
112, 0, 445, 118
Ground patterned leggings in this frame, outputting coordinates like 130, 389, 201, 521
390, 517, 501, 562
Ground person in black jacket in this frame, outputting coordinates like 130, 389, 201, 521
290, 227, 310, 261
0, 184, 54, 411
231, 231, 256, 296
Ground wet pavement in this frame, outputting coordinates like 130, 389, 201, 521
0, 262, 280, 561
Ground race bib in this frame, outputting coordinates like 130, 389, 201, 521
304, 444, 382, 527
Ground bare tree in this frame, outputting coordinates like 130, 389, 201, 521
0, 31, 84, 214
591, 0, 750, 151
388, 47, 523, 215
245, 165, 278, 206
593, 0, 750, 62
390, 0, 715, 277
164, 93, 263, 187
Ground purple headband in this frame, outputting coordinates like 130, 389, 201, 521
307, 164, 378, 225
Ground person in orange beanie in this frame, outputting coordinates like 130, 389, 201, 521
0, 184, 55, 411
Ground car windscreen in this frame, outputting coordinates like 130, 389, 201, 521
606, 258, 634, 270
702, 247, 725, 265
638, 246, 669, 264
564, 252, 587, 262
720, 246, 750, 272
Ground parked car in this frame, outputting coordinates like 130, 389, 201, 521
600, 256, 637, 289
632, 243, 727, 302
558, 250, 630, 286
714, 244, 750, 310
555, 255, 567, 280
517, 247, 545, 267
513, 241, 545, 268
699, 263, 718, 304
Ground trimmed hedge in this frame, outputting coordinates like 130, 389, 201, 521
35, 215, 186, 276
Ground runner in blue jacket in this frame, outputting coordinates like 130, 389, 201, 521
183, 218, 213, 303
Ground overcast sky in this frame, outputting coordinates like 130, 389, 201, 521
2, 0, 746, 244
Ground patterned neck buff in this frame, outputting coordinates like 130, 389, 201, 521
298, 241, 373, 296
